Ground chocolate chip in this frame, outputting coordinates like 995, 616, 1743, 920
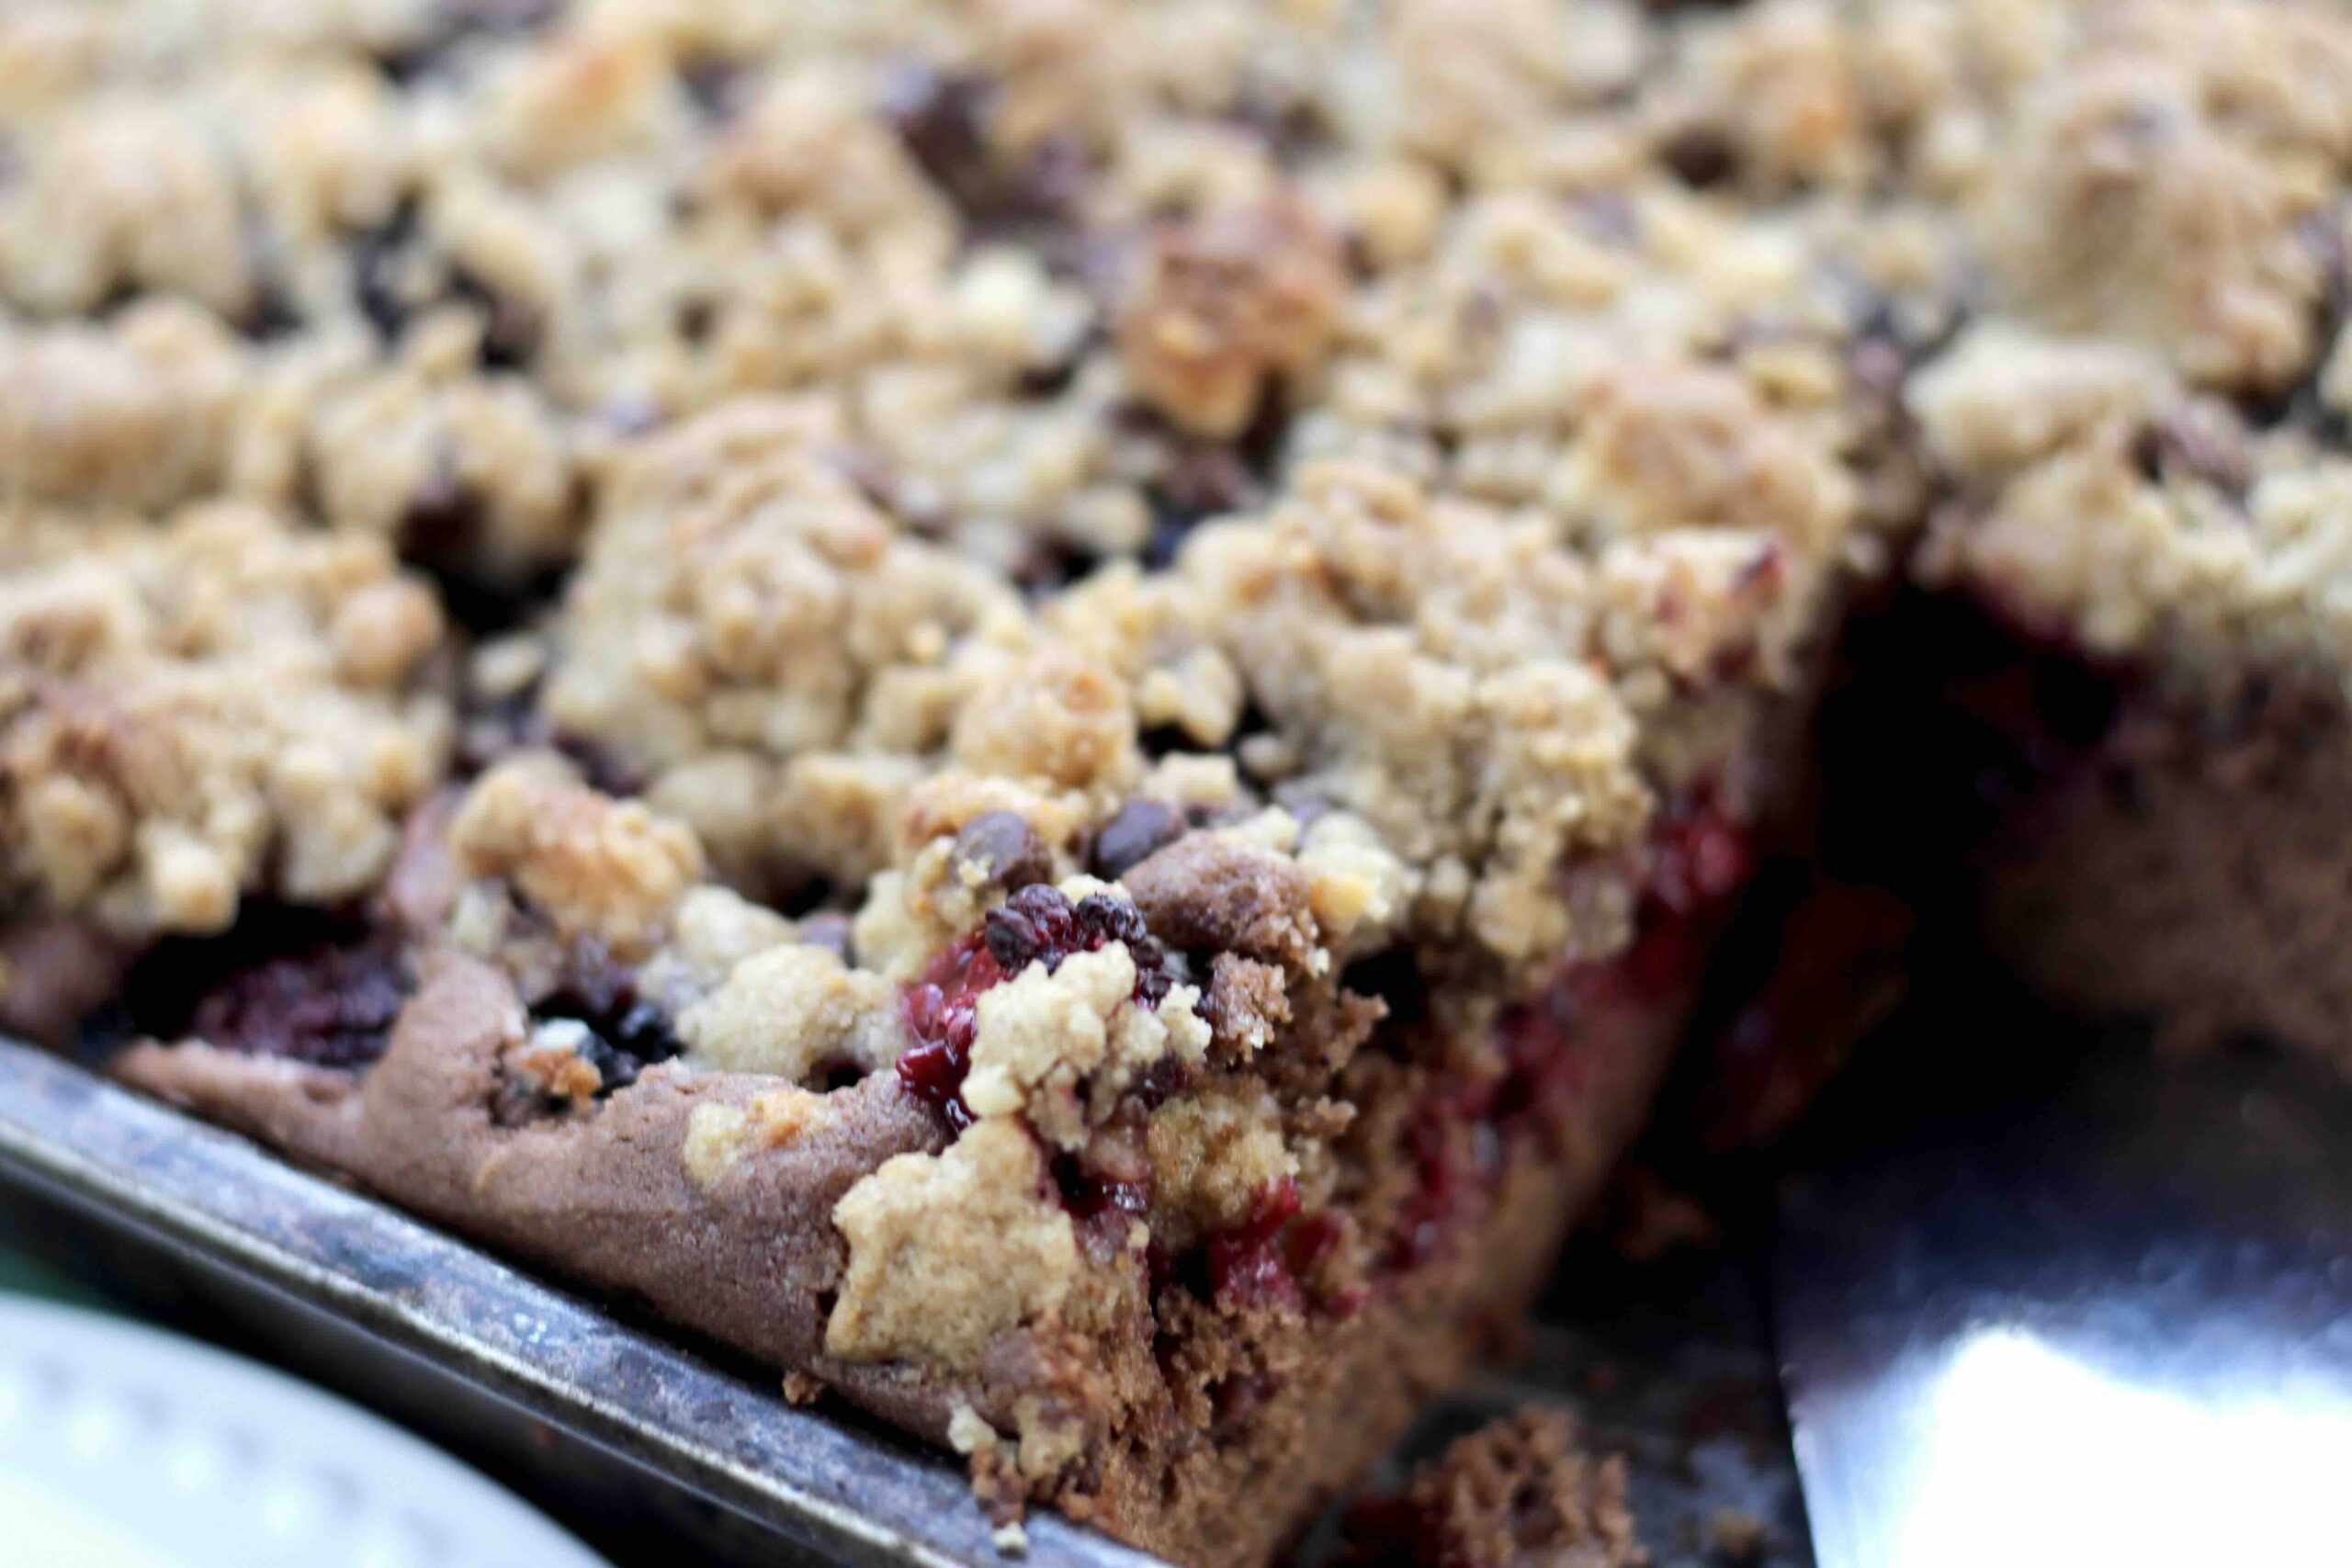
797, 911, 856, 965
537, 953, 681, 1093
679, 55, 747, 122
883, 63, 998, 214
1005, 132, 1090, 223
448, 262, 539, 369
2132, 400, 2253, 501
401, 463, 482, 565
673, 294, 718, 344
376, 0, 560, 85
953, 809, 1052, 893
881, 62, 1091, 241
351, 197, 424, 341
1089, 798, 1188, 880
1659, 124, 1738, 188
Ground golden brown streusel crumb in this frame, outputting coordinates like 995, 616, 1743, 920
681, 1088, 831, 1192
541, 398, 1032, 882
677, 942, 905, 1084
448, 754, 704, 962
1145, 1077, 1297, 1255
0, 304, 246, 513
1114, 194, 1347, 440
964, 941, 1211, 1149
0, 501, 448, 934
56, 13, 2352, 1560
827, 1116, 1081, 1367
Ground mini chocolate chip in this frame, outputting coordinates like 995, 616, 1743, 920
1089, 799, 1188, 880
673, 295, 718, 344
1006, 132, 1090, 223
352, 197, 424, 340
401, 464, 482, 564
797, 911, 856, 965
2132, 400, 2253, 501
953, 809, 1052, 893
449, 263, 539, 368
883, 63, 998, 213
1148, 446, 1261, 567
1659, 124, 1738, 188
679, 55, 746, 122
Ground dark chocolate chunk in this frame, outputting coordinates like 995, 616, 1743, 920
1089, 798, 1189, 880
952, 810, 1053, 893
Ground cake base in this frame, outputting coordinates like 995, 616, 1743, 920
1067, 943, 1697, 1565
1977, 679, 2352, 1067
112, 908, 1702, 1568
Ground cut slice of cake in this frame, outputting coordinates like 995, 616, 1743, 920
0, 1, 1909, 1559
109, 367, 1866, 1559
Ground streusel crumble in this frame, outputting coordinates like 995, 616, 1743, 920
7, 0, 2352, 1562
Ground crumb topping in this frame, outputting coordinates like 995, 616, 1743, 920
681, 1087, 829, 1191
448, 754, 704, 962
0, 502, 448, 933
828, 1114, 1080, 1366
1339, 1406, 1643, 1568
1114, 194, 1346, 439
678, 942, 904, 1085
1145, 1077, 1297, 1255
965, 941, 1210, 1149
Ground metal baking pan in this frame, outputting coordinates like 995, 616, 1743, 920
0, 1036, 1157, 1568
0, 1035, 1810, 1567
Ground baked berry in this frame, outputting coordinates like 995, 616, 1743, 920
1646, 801, 1751, 919
191, 943, 408, 1070
537, 953, 682, 1092
895, 935, 1006, 1130
1204, 1178, 1306, 1311
984, 884, 1083, 973
902, 890, 1189, 1128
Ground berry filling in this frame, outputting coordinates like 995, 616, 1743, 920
190, 942, 409, 1069
534, 950, 683, 1093
1385, 801, 1755, 1270
896, 884, 1189, 1129
1204, 1177, 1306, 1312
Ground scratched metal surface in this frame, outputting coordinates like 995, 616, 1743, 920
0, 1039, 1161, 1568
1776, 990, 2352, 1568
0, 1035, 1810, 1567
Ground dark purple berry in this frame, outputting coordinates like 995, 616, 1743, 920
983, 883, 1076, 973
192, 943, 408, 1069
